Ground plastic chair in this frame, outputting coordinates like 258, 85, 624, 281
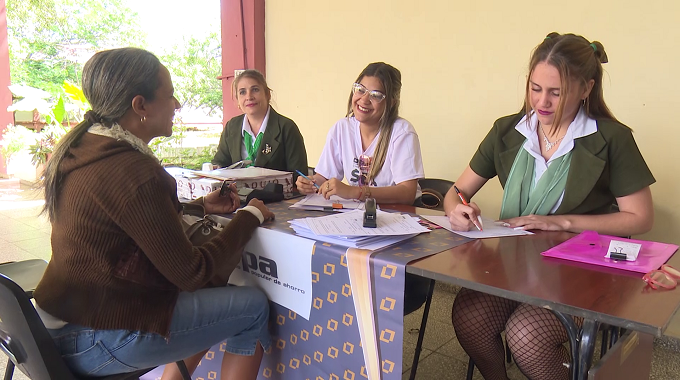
0, 271, 191, 380
414, 178, 454, 211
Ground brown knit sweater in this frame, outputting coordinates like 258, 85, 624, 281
33, 133, 261, 336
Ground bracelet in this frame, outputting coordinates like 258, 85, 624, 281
357, 186, 364, 201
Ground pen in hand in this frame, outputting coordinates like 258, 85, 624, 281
219, 180, 235, 197
453, 185, 484, 231
295, 170, 321, 190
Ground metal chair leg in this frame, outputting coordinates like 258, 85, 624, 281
552, 311, 581, 380
408, 279, 435, 380
600, 327, 609, 358
466, 357, 475, 380
505, 339, 512, 363
3, 361, 14, 380
609, 326, 620, 348
175, 360, 191, 380
576, 320, 599, 380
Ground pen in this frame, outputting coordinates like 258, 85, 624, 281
295, 170, 321, 189
219, 180, 235, 197
454, 185, 484, 231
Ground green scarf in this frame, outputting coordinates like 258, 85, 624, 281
243, 131, 264, 166
499, 144, 573, 219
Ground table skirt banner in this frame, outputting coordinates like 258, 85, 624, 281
143, 202, 471, 380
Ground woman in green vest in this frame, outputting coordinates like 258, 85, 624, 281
212, 70, 308, 177
443, 33, 655, 380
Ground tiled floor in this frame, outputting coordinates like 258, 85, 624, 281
1, 179, 680, 380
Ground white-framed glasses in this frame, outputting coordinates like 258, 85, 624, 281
352, 83, 386, 103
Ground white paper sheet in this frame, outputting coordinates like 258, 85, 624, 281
289, 194, 365, 211
420, 215, 533, 239
305, 210, 429, 236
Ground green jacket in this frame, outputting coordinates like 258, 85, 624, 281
470, 112, 655, 215
212, 107, 308, 175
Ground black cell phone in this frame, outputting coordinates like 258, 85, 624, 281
363, 198, 377, 228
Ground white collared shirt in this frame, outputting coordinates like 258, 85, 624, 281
513, 107, 598, 213
240, 106, 271, 160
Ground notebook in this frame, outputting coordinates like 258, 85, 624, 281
540, 230, 679, 273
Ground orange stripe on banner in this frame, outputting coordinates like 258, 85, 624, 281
346, 247, 382, 380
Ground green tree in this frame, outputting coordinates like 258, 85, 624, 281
7, 0, 145, 93
160, 32, 223, 115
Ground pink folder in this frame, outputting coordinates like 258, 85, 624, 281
541, 230, 679, 273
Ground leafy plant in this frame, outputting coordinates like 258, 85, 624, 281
7, 0, 144, 94
8, 81, 88, 166
160, 32, 223, 115
150, 116, 217, 169
0, 124, 37, 165
28, 123, 68, 165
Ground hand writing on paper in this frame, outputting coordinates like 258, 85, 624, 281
448, 202, 482, 231
503, 214, 568, 231
204, 183, 240, 214
296, 175, 319, 195
319, 178, 355, 200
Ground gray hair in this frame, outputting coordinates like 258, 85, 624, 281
42, 47, 162, 222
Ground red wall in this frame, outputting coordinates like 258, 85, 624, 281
220, 0, 266, 125
0, 0, 13, 175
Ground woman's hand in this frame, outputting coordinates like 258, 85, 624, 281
448, 202, 482, 231
203, 183, 241, 214
319, 178, 358, 200
247, 198, 275, 222
296, 175, 319, 195
503, 214, 568, 231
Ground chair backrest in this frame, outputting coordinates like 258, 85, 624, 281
0, 273, 77, 380
416, 178, 454, 210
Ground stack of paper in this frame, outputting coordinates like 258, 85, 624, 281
290, 194, 365, 212
289, 210, 430, 251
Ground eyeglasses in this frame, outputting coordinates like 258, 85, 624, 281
352, 83, 386, 103
642, 264, 680, 290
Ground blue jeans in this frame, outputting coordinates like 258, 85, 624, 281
48, 286, 271, 377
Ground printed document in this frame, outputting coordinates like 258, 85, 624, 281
420, 215, 533, 239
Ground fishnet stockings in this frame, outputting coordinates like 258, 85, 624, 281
452, 289, 582, 380
506, 303, 583, 380
452, 288, 519, 380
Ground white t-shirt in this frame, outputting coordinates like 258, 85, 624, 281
315, 117, 425, 199
514, 107, 597, 213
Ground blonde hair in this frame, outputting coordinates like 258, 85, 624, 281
524, 32, 615, 134
232, 69, 271, 103
346, 62, 402, 183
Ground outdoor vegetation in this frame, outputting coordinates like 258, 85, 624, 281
1, 0, 223, 175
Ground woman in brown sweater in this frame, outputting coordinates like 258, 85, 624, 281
33, 47, 274, 380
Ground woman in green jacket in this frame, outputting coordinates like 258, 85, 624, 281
444, 33, 655, 380
212, 70, 308, 177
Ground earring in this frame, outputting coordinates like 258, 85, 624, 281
141, 116, 146, 123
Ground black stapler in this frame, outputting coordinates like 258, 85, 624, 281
245, 182, 284, 204
363, 198, 377, 228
